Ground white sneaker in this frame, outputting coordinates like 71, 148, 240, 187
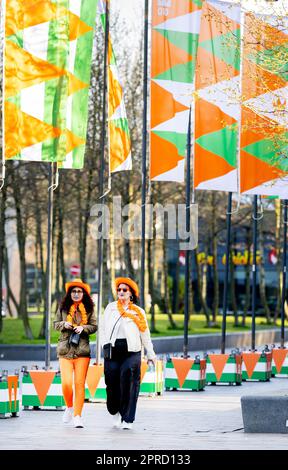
112, 412, 122, 428
62, 407, 73, 424
122, 421, 133, 430
73, 415, 84, 428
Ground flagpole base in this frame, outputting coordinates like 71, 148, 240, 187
22, 370, 65, 410
165, 357, 206, 391
271, 346, 288, 377
0, 375, 20, 418
206, 353, 242, 385
242, 350, 272, 382
85, 361, 164, 401
85, 364, 106, 401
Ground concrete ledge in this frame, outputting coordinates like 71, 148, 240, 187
0, 328, 282, 361
241, 395, 288, 433
152, 328, 282, 354
0, 344, 58, 361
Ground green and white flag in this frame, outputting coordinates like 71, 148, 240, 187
4, 0, 98, 169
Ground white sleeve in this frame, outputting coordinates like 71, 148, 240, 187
140, 309, 156, 360
99, 304, 110, 348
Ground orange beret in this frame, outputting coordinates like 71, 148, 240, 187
115, 277, 139, 298
65, 278, 91, 295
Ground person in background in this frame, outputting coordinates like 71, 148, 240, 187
54, 279, 97, 428
100, 277, 156, 430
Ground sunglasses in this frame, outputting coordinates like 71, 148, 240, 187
117, 288, 129, 293
71, 289, 83, 294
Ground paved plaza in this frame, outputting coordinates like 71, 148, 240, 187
0, 360, 288, 450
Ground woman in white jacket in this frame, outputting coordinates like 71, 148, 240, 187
100, 277, 156, 430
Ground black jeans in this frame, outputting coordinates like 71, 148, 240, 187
104, 339, 141, 423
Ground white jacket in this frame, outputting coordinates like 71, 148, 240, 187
99, 301, 156, 360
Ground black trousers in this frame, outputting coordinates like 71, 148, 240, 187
104, 339, 141, 423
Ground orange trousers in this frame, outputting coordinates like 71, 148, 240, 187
59, 357, 90, 417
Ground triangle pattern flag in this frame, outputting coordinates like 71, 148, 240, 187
7, 376, 18, 410
172, 358, 194, 387
29, 371, 56, 406
86, 365, 104, 397
272, 349, 288, 374
99, 0, 132, 174
240, 11, 288, 197
242, 352, 261, 379
59, 0, 99, 169
150, 0, 203, 182
208, 354, 229, 381
140, 362, 149, 383
5, 0, 98, 168
194, 0, 240, 192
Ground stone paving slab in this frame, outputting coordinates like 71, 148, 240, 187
1, 370, 288, 450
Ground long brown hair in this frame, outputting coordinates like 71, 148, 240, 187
60, 287, 94, 314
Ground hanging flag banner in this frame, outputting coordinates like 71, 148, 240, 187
4, 0, 98, 169
99, 0, 132, 173
240, 11, 288, 197
194, 0, 240, 192
150, 0, 203, 182
107, 41, 132, 173
61, 0, 99, 169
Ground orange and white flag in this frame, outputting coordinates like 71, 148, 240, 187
4, 0, 98, 169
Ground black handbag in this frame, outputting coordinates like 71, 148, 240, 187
103, 315, 122, 360
69, 332, 80, 346
103, 343, 112, 360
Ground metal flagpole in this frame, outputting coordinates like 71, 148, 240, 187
251, 195, 258, 351
220, 192, 233, 354
45, 162, 55, 369
96, 0, 110, 364
0, 0, 6, 331
140, 0, 149, 308
183, 107, 192, 359
0, 0, 6, 193
280, 200, 288, 348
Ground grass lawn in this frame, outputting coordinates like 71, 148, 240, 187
0, 313, 286, 344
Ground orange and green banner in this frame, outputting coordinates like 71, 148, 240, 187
150, 0, 203, 182
240, 11, 288, 197
4, 0, 98, 169
99, 0, 132, 173
194, 0, 240, 192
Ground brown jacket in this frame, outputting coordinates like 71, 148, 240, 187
54, 308, 97, 359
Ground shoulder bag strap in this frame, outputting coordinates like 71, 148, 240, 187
109, 314, 122, 341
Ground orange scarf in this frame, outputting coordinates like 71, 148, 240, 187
66, 302, 88, 327
117, 300, 147, 332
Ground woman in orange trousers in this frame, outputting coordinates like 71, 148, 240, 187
54, 279, 97, 428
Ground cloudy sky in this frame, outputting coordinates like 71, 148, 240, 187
112, 0, 142, 31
